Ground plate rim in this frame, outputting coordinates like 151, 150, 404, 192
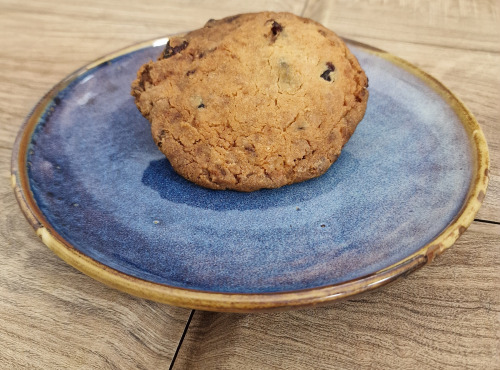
11, 37, 490, 312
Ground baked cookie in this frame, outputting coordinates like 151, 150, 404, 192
131, 12, 368, 191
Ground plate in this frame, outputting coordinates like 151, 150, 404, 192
12, 37, 489, 312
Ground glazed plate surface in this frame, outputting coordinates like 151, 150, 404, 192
12, 38, 488, 312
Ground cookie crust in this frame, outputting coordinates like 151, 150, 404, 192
132, 12, 368, 191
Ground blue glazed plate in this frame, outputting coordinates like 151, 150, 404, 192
12, 37, 489, 312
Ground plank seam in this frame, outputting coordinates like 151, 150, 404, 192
169, 309, 195, 370
474, 218, 500, 225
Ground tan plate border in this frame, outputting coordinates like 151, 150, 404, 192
11, 37, 489, 312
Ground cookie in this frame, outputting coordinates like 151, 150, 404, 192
131, 12, 368, 191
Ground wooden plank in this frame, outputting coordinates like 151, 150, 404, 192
305, 2, 500, 222
5, 0, 498, 222
0, 0, 306, 149
174, 222, 500, 370
303, 0, 500, 52
2, 0, 496, 222
2, 1, 499, 368
0, 2, 308, 368
0, 147, 192, 368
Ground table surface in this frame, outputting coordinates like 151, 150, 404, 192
1, 0, 498, 368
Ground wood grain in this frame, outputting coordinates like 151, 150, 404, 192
174, 222, 500, 370
0, 146, 192, 368
0, 1, 306, 368
0, 0, 306, 149
172, 1, 500, 368
1, 0, 499, 368
304, 0, 500, 52
305, 0, 500, 222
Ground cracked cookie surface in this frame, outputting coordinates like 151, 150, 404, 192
131, 12, 368, 191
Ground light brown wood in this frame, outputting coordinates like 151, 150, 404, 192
174, 222, 500, 370
304, 0, 500, 52
0, 1, 306, 368
304, 0, 500, 222
1, 0, 498, 368
0, 0, 306, 149
0, 147, 192, 368
174, 1, 500, 368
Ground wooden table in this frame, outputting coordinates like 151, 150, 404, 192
1, 1, 498, 368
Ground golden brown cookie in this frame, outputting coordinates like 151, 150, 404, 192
131, 12, 368, 191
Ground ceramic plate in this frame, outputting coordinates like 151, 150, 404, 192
12, 37, 489, 312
